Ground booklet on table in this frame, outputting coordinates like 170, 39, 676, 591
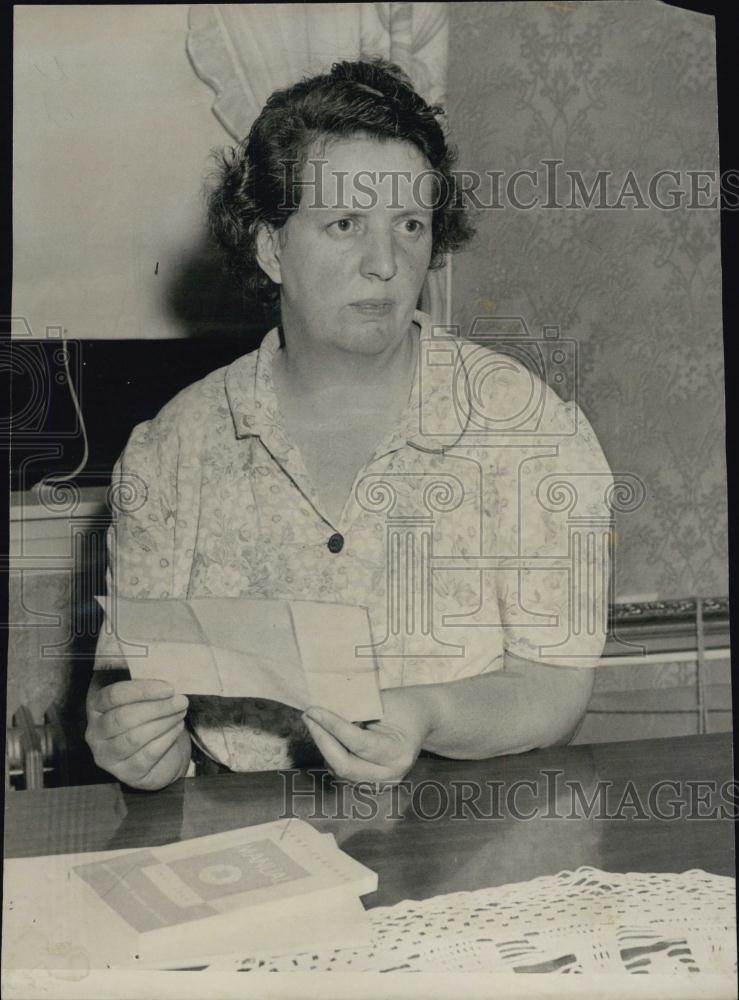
2, 820, 377, 970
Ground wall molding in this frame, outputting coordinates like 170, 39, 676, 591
605, 597, 730, 658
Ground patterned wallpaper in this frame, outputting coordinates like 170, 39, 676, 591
447, 0, 727, 600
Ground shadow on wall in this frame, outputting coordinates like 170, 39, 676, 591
163, 233, 278, 341
9, 235, 278, 491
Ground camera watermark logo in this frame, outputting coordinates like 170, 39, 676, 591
419, 317, 578, 441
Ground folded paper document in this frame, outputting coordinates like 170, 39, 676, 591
2, 820, 377, 970
96, 595, 384, 722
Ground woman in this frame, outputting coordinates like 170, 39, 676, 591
86, 58, 612, 790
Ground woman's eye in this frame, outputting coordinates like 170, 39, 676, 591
328, 218, 357, 234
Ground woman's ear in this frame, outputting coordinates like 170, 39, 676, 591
255, 222, 283, 286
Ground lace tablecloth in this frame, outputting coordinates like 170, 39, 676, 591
214, 867, 736, 976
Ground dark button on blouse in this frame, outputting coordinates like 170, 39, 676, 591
327, 532, 344, 554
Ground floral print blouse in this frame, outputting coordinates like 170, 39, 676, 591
96, 311, 613, 771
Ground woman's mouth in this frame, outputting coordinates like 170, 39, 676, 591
350, 300, 394, 316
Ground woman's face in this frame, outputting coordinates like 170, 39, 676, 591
262, 135, 435, 357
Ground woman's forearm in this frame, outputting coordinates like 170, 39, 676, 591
404, 655, 596, 759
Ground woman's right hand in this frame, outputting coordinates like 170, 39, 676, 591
85, 676, 191, 790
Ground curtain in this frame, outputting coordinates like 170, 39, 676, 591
186, 2, 450, 322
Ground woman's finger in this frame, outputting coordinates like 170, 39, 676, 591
302, 706, 382, 759
303, 717, 369, 781
303, 706, 402, 765
98, 695, 189, 739
104, 711, 189, 762
303, 716, 355, 775
134, 736, 189, 792
93, 679, 175, 714
117, 719, 186, 783
303, 717, 389, 783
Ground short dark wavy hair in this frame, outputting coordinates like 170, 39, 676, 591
207, 57, 475, 307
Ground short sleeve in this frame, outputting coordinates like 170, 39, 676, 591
94, 415, 179, 670
495, 388, 613, 669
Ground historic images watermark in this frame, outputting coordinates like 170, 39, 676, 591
280, 159, 736, 212
279, 770, 739, 823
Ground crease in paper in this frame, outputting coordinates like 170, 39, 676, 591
95, 595, 383, 721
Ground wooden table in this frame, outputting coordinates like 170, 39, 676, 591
5, 733, 734, 910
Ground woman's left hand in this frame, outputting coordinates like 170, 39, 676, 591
302, 687, 434, 785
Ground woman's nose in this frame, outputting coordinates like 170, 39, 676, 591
360, 232, 398, 281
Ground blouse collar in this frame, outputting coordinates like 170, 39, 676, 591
226, 309, 443, 452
